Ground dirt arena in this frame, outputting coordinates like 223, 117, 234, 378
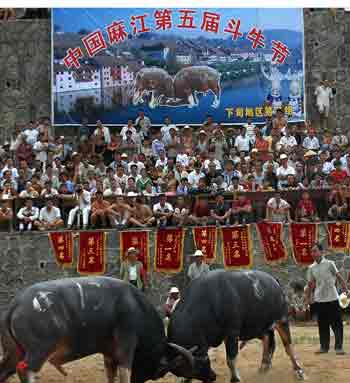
8, 325, 350, 383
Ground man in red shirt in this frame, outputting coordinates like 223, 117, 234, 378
297, 191, 319, 222
330, 160, 348, 183
231, 194, 253, 224
189, 197, 212, 226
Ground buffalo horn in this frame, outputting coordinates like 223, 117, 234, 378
167, 343, 195, 368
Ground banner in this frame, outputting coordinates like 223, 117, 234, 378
78, 231, 106, 274
327, 223, 350, 251
155, 228, 184, 273
290, 223, 318, 266
221, 226, 253, 269
256, 222, 288, 264
119, 231, 150, 272
49, 232, 74, 267
192, 226, 217, 263
53, 8, 304, 125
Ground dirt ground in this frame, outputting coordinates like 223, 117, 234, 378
8, 325, 350, 383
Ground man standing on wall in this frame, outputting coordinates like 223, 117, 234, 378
305, 243, 348, 355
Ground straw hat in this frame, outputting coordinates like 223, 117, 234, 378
339, 292, 350, 309
170, 287, 180, 294
304, 150, 317, 158
127, 247, 138, 255
192, 249, 204, 257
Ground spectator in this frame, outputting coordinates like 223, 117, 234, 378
160, 116, 177, 140
276, 154, 296, 189
332, 127, 348, 149
67, 184, 91, 230
302, 129, 320, 151
128, 197, 155, 228
196, 130, 209, 154
120, 247, 146, 291
91, 191, 112, 228
164, 286, 181, 318
19, 182, 39, 199
135, 110, 151, 139
172, 196, 190, 226
0, 201, 13, 232
189, 198, 211, 226
231, 194, 253, 224
329, 160, 347, 184
277, 126, 298, 153
17, 198, 39, 232
103, 179, 122, 197
188, 162, 205, 189
152, 131, 165, 158
0, 181, 17, 199
227, 176, 244, 192
153, 194, 173, 227
41, 180, 59, 198
110, 196, 130, 228
23, 121, 38, 146
297, 191, 319, 222
187, 250, 210, 282
210, 193, 231, 226
273, 109, 288, 131
176, 177, 190, 196
35, 198, 63, 231
266, 192, 291, 222
203, 151, 221, 171
93, 120, 111, 145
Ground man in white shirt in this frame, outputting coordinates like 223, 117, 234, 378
188, 163, 206, 188
161, 116, 178, 140
276, 154, 296, 188
17, 198, 39, 231
153, 194, 173, 227
266, 192, 291, 222
305, 243, 348, 355
120, 119, 137, 141
23, 121, 39, 146
103, 179, 123, 197
187, 250, 210, 281
234, 127, 251, 153
302, 130, 320, 151
35, 198, 63, 231
93, 120, 111, 144
33, 135, 48, 164
134, 110, 151, 138
243, 118, 256, 140
67, 184, 91, 229
331, 128, 348, 149
315, 80, 333, 117
277, 126, 298, 152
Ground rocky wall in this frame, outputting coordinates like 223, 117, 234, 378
0, 224, 348, 315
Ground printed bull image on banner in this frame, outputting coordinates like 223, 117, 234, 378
53, 8, 305, 125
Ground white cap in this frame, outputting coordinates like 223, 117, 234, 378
170, 287, 180, 294
121, 153, 128, 158
280, 154, 288, 160
199, 130, 207, 135
192, 249, 204, 257
127, 247, 138, 254
127, 192, 138, 197
184, 125, 191, 129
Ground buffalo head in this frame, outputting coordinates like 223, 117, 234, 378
154, 343, 216, 383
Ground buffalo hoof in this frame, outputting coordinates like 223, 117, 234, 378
295, 369, 305, 381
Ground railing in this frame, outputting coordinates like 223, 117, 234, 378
0, 189, 333, 232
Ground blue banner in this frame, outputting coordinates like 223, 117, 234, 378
53, 8, 305, 125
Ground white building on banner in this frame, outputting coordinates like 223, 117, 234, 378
54, 56, 137, 94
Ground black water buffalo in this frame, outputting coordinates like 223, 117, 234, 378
168, 270, 304, 382
132, 67, 174, 109
172, 66, 221, 108
0, 277, 194, 383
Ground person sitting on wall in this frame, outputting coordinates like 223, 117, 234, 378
35, 198, 64, 231
67, 183, 91, 230
153, 194, 173, 227
90, 190, 112, 228
296, 191, 319, 222
0, 200, 13, 232
120, 247, 146, 291
231, 193, 253, 225
210, 192, 231, 226
17, 198, 39, 232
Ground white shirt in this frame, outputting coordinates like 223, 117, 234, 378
234, 135, 251, 152
120, 126, 137, 141
308, 258, 338, 303
315, 85, 333, 107
302, 136, 320, 150
75, 190, 91, 209
277, 135, 297, 150
24, 128, 39, 145
94, 126, 111, 144
33, 141, 48, 162
277, 165, 296, 177
17, 206, 39, 221
176, 153, 189, 167
1, 166, 18, 179
103, 188, 123, 197
243, 123, 256, 138
267, 197, 290, 209
127, 161, 145, 174
322, 161, 334, 174
203, 159, 222, 171
187, 170, 205, 188
161, 124, 177, 139
39, 206, 61, 223
153, 202, 174, 213
155, 158, 168, 168
128, 265, 137, 281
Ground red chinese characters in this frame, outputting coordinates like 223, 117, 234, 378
247, 27, 265, 49
154, 9, 172, 30
221, 226, 253, 269
257, 222, 288, 264
130, 14, 150, 35
327, 223, 350, 250
82, 30, 107, 57
223, 18, 243, 40
120, 231, 150, 272
201, 11, 220, 33
290, 223, 318, 266
49, 232, 74, 267
271, 40, 290, 64
178, 9, 196, 29
155, 228, 184, 273
106, 21, 128, 44
63, 47, 84, 69
78, 231, 106, 274
192, 226, 217, 263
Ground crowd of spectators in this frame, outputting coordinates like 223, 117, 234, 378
0, 111, 350, 232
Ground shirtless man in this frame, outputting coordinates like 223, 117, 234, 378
172, 196, 190, 226
128, 197, 155, 227
273, 108, 288, 132
109, 196, 130, 228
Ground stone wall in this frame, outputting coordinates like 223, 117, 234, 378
0, 224, 348, 315
304, 8, 350, 132
0, 19, 51, 139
